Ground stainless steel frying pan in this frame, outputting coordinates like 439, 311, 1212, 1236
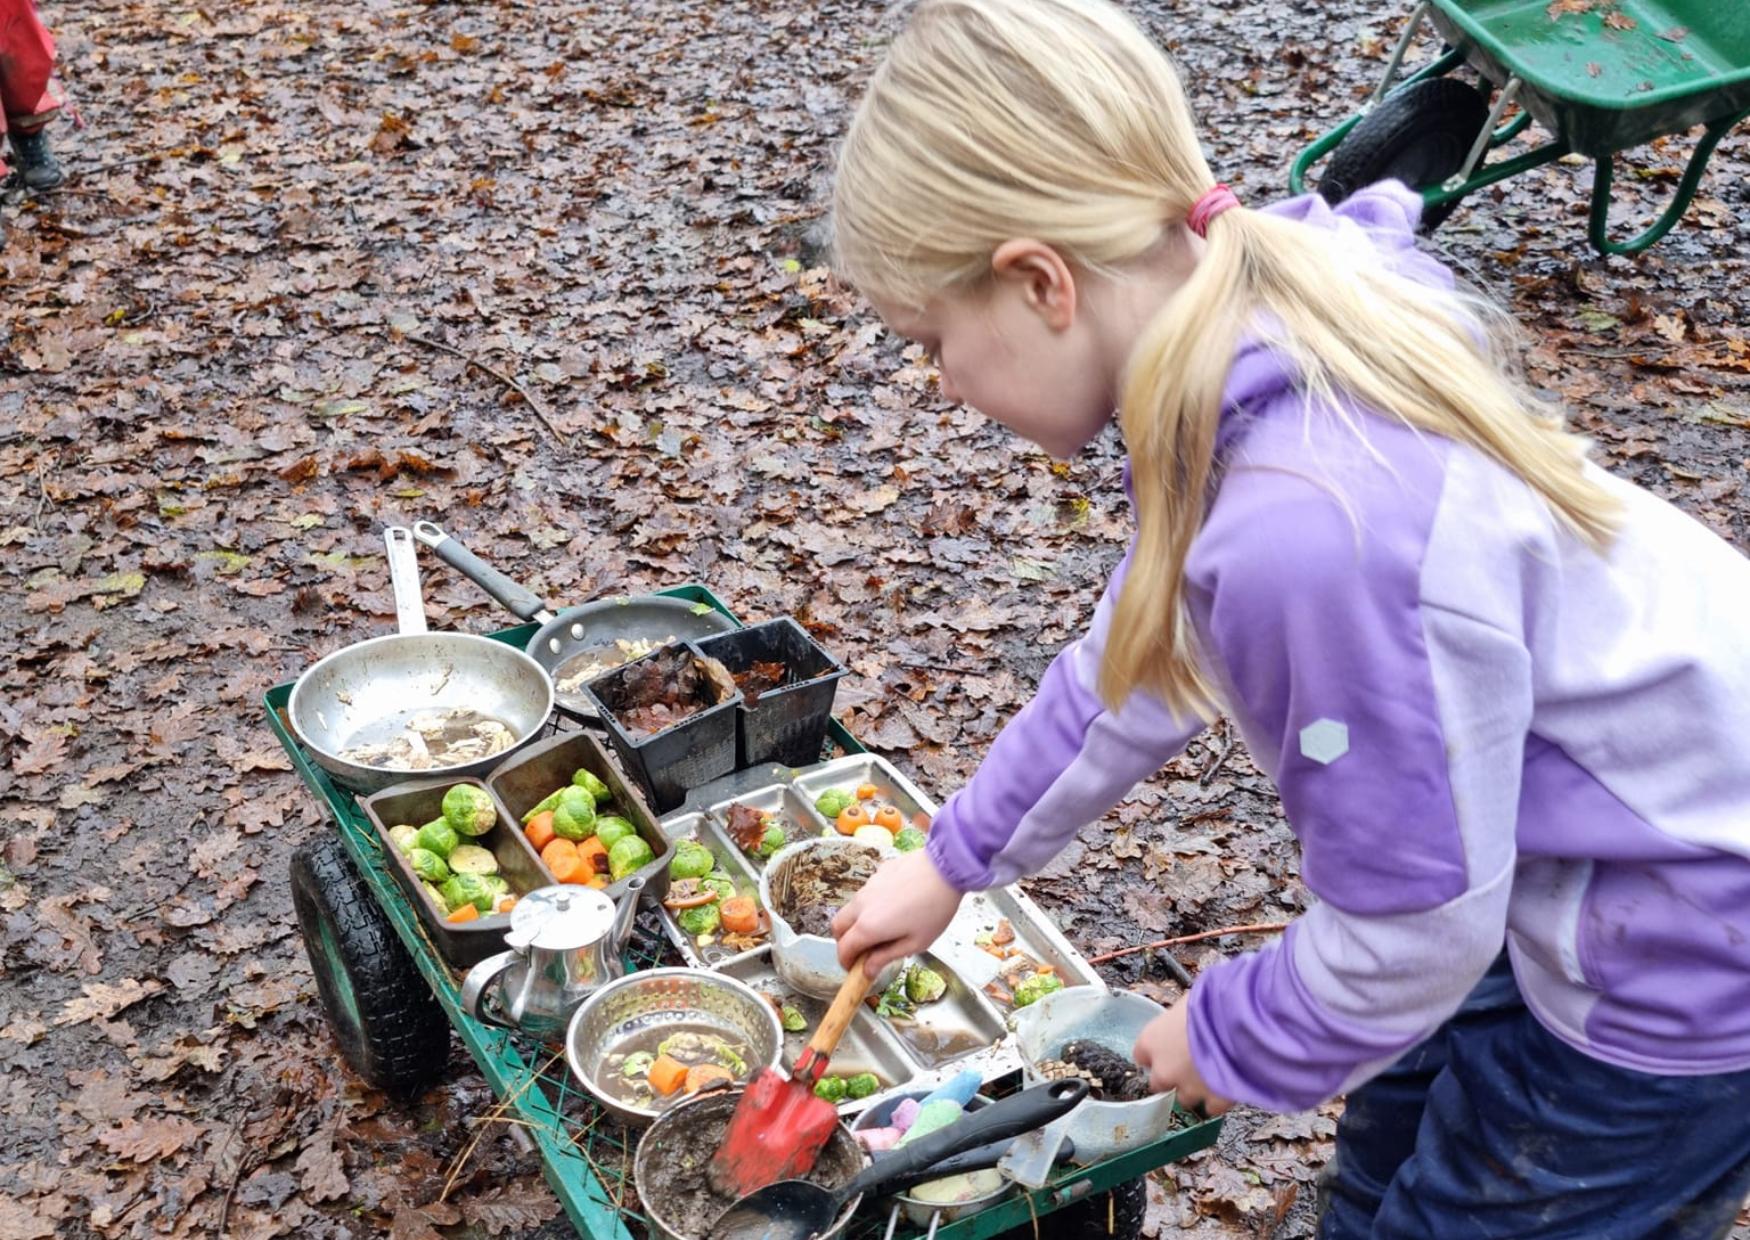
411, 521, 737, 720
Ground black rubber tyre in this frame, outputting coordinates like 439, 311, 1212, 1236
991, 1174, 1148, 1240
1320, 77, 1491, 232
291, 835, 451, 1097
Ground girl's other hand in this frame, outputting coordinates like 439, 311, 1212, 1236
832, 849, 964, 978
1132, 998, 1234, 1117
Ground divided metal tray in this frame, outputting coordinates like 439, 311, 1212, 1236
652, 754, 1105, 1116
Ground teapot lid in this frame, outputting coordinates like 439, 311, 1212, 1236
506, 884, 618, 952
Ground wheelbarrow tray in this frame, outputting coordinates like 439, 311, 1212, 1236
1430, 0, 1750, 154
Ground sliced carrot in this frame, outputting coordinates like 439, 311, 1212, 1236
525, 810, 557, 852
872, 805, 904, 833
494, 895, 518, 914
684, 1063, 736, 1094
719, 896, 760, 935
542, 838, 586, 883
856, 782, 878, 800
446, 903, 481, 923
578, 835, 611, 875
835, 804, 872, 835
647, 1053, 689, 1097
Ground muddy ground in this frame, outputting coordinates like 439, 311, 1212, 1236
3, 0, 1749, 1237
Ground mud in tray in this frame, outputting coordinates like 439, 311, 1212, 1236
652, 755, 1105, 1113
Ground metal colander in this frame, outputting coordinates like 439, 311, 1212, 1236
565, 968, 783, 1127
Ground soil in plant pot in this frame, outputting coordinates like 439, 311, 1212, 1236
606, 648, 736, 735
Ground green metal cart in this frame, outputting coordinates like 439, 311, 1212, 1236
1289, 0, 1750, 253
266, 585, 1223, 1240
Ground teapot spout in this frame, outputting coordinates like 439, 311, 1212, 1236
610, 875, 648, 956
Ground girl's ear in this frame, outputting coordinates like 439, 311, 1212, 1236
991, 239, 1077, 331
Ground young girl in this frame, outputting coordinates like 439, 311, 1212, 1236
826, 0, 1750, 1235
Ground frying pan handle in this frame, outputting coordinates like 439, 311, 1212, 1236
837, 1079, 1090, 1202
412, 521, 554, 625
384, 526, 427, 635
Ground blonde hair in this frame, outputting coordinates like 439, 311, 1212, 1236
833, 0, 1621, 719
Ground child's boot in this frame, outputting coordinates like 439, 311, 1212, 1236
6, 125, 64, 191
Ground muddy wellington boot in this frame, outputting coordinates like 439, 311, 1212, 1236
6, 126, 64, 191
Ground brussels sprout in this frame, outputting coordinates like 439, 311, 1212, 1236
700, 872, 737, 903
669, 839, 715, 881
621, 1051, 656, 1079
780, 1005, 807, 1033
1012, 973, 1064, 1008
905, 965, 947, 1006
522, 788, 565, 823
441, 872, 498, 915
852, 825, 893, 853
846, 1072, 880, 1100
415, 820, 459, 858
751, 823, 787, 859
408, 847, 451, 884
609, 834, 656, 881
892, 827, 927, 853
552, 797, 597, 842
482, 873, 511, 897
814, 789, 856, 820
572, 768, 613, 803
449, 844, 499, 876
389, 824, 420, 853
676, 902, 721, 937
442, 784, 497, 836
594, 815, 637, 851
812, 1075, 847, 1104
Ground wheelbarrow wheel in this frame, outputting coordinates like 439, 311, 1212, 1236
1320, 77, 1491, 232
991, 1174, 1148, 1240
291, 834, 451, 1097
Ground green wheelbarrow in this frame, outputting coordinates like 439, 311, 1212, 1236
1289, 0, 1750, 253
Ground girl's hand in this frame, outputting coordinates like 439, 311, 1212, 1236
832, 849, 964, 978
1132, 998, 1234, 1117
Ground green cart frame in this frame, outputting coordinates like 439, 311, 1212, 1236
1289, 0, 1750, 253
266, 584, 1222, 1240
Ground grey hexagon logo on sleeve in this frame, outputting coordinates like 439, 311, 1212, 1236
1299, 719, 1349, 765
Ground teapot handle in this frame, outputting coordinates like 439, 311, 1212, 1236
460, 950, 521, 1030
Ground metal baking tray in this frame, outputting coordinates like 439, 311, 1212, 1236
652, 755, 1107, 1116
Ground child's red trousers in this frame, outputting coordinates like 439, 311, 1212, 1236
0, 0, 61, 135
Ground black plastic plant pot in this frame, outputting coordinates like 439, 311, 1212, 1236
695, 617, 849, 768
582, 643, 741, 813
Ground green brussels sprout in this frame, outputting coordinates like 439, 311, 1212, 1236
609, 834, 656, 881
812, 1076, 848, 1104
892, 827, 927, 853
814, 789, 856, 820
449, 844, 499, 876
1012, 973, 1065, 1008
780, 1005, 807, 1033
751, 823, 787, 859
415, 820, 459, 859
905, 966, 947, 1006
442, 784, 497, 836
389, 824, 420, 853
522, 788, 564, 823
552, 797, 597, 842
594, 815, 637, 851
408, 847, 451, 884
669, 839, 715, 880
621, 1050, 656, 1079
700, 872, 737, 903
572, 768, 613, 803
440, 872, 498, 915
846, 1072, 880, 1100
676, 902, 721, 937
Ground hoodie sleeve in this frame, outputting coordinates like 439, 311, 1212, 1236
925, 547, 1208, 893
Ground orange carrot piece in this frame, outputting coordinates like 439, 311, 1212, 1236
856, 783, 878, 800
835, 804, 871, 835
446, 903, 481, 923
684, 1063, 736, 1094
577, 835, 611, 875
542, 838, 586, 883
719, 896, 760, 935
647, 1054, 689, 1097
525, 810, 557, 852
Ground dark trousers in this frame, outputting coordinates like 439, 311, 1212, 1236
1318, 953, 1750, 1240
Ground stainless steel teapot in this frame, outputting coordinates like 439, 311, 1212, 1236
460, 877, 647, 1040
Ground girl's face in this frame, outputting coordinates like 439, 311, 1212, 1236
869, 241, 1121, 460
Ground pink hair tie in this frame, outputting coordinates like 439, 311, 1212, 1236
1187, 183, 1241, 237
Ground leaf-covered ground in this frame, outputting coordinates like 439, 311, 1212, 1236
3, 0, 1748, 1237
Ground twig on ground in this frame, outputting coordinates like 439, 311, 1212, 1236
404, 333, 571, 451
1198, 718, 1233, 786
1087, 921, 1290, 965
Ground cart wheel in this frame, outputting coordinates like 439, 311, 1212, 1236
1320, 77, 1491, 232
992, 1174, 1148, 1240
291, 835, 451, 1097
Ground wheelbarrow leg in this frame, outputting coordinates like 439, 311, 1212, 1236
1587, 108, 1750, 256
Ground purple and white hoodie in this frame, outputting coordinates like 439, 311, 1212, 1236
923, 182, 1750, 1112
